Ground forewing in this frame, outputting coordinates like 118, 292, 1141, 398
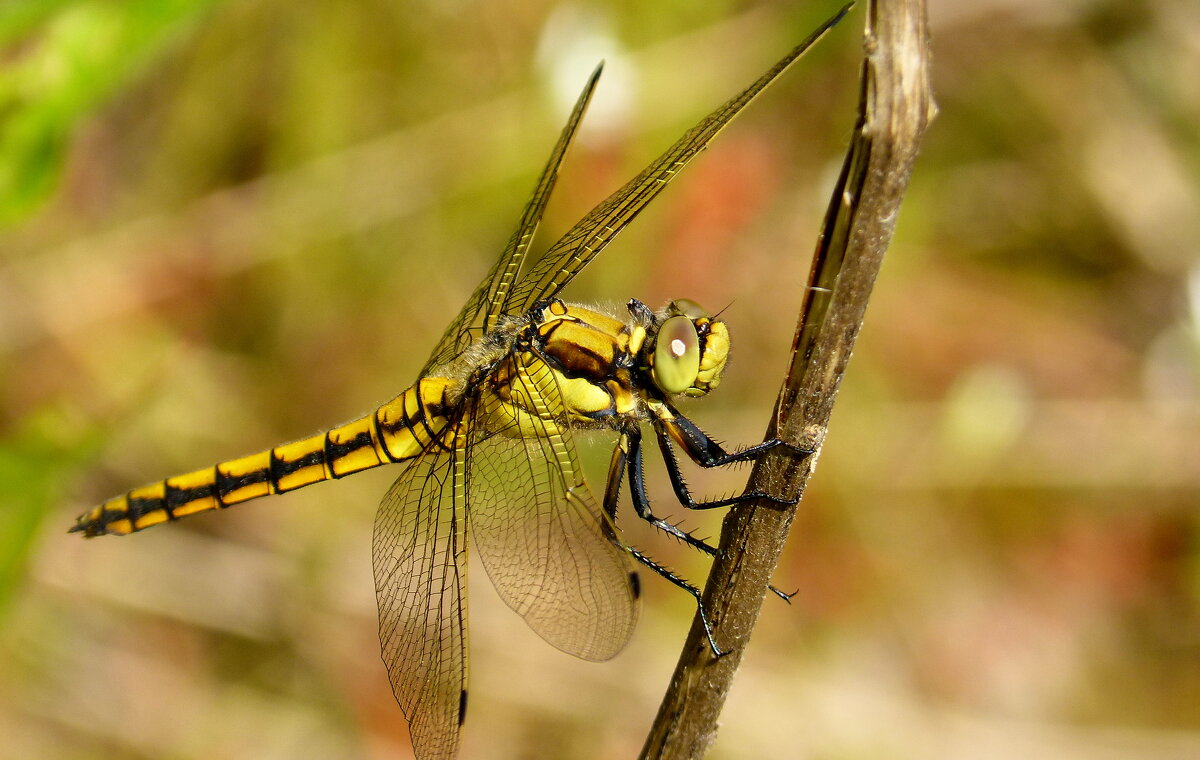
373, 445, 469, 760
504, 6, 849, 313
420, 65, 605, 377
468, 355, 638, 662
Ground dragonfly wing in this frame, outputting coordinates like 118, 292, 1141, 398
468, 354, 639, 662
373, 444, 469, 760
420, 65, 605, 377
504, 5, 850, 313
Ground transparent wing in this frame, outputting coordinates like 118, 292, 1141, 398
373, 443, 469, 760
419, 65, 605, 377
504, 6, 849, 313
468, 354, 638, 662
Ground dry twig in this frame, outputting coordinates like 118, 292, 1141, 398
641, 0, 937, 756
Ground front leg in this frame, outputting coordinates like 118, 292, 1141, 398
648, 401, 811, 511
612, 422, 799, 603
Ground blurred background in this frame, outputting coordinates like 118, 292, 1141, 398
1, 0, 1198, 758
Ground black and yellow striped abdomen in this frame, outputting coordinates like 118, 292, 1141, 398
72, 377, 458, 537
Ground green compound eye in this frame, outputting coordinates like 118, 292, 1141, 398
668, 298, 708, 321
653, 315, 701, 394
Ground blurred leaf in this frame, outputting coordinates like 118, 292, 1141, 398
0, 0, 224, 228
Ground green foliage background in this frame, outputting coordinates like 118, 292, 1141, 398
1, 1, 1197, 758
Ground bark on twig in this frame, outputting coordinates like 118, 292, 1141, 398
640, 0, 936, 757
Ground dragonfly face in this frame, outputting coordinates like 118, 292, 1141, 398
71, 7, 847, 760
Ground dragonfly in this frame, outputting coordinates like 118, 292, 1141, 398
71, 7, 848, 759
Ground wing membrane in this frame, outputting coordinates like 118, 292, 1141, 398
420, 65, 605, 377
504, 6, 850, 313
468, 355, 638, 661
373, 444, 469, 760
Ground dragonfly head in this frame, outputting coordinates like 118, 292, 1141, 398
643, 299, 730, 398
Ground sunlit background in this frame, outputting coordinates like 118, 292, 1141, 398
2, 1, 1198, 758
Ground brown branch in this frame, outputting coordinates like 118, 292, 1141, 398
639, 0, 937, 757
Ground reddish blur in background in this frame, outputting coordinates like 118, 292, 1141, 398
1, 1, 1197, 758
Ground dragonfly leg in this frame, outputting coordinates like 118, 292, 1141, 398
626, 545, 728, 658
651, 413, 806, 510
601, 435, 627, 540
623, 426, 722, 555
607, 429, 714, 552
615, 426, 797, 604
600, 439, 644, 599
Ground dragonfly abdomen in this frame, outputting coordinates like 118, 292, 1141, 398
71, 377, 458, 537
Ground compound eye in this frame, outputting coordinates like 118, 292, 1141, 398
669, 298, 709, 321
653, 315, 701, 394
